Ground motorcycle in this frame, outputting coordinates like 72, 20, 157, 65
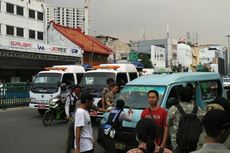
42, 84, 69, 126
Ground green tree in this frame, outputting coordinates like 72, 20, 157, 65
140, 54, 153, 68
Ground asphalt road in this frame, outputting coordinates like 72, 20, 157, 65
0, 107, 104, 153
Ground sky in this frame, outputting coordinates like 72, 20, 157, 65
47, 0, 230, 46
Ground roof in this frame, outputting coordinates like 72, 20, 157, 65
85, 64, 138, 73
128, 72, 221, 86
51, 21, 112, 55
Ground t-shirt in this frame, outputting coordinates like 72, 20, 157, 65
141, 107, 168, 145
74, 108, 93, 152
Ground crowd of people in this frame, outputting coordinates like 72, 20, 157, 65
63, 78, 230, 153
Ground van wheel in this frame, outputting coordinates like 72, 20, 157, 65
38, 109, 46, 116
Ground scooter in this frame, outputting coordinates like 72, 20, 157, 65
42, 83, 69, 126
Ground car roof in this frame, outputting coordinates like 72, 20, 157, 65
127, 72, 221, 86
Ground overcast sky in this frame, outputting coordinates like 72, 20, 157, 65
47, 0, 230, 46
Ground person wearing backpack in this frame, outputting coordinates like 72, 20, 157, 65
167, 86, 204, 153
127, 118, 172, 153
99, 99, 133, 153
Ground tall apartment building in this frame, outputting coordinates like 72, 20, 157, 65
46, 5, 89, 34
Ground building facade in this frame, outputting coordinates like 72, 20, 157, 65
150, 45, 166, 68
46, 5, 89, 34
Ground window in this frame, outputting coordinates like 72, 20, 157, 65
200, 80, 221, 101
6, 25, 14, 35
16, 27, 24, 37
37, 31, 43, 40
129, 72, 138, 81
116, 73, 128, 86
16, 6, 23, 16
29, 9, 35, 18
62, 73, 74, 86
29, 30, 35, 39
37, 12, 43, 21
76, 73, 84, 84
6, 3, 14, 13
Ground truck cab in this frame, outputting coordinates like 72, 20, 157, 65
29, 65, 85, 115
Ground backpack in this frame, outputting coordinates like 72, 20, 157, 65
175, 104, 203, 152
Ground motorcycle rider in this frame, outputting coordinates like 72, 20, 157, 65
65, 85, 81, 120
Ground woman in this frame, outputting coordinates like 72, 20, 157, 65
127, 118, 172, 153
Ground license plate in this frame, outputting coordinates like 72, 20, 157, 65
89, 111, 97, 116
37, 103, 46, 109
115, 142, 126, 150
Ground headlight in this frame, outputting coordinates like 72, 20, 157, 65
49, 98, 59, 105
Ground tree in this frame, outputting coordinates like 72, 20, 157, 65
140, 54, 153, 68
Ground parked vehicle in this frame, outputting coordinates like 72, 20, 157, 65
223, 77, 230, 88
29, 65, 85, 115
101, 72, 223, 151
42, 83, 68, 126
79, 64, 139, 120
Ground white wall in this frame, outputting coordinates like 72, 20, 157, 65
151, 45, 166, 68
177, 43, 192, 69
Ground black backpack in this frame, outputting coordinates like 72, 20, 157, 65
175, 104, 203, 152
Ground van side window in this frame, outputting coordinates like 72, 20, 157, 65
62, 73, 74, 86
76, 73, 84, 84
129, 72, 138, 81
166, 85, 182, 108
116, 73, 128, 86
200, 81, 220, 101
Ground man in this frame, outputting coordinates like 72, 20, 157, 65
104, 83, 119, 108
167, 86, 203, 153
65, 85, 81, 119
74, 90, 94, 153
141, 90, 169, 150
101, 78, 115, 108
192, 109, 230, 153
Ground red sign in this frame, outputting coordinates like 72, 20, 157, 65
11, 41, 32, 49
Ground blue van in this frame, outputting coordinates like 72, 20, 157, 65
101, 72, 223, 151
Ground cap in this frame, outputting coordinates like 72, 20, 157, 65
203, 109, 230, 129
208, 97, 230, 111
80, 90, 94, 103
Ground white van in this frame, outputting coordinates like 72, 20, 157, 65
29, 65, 85, 115
79, 64, 139, 119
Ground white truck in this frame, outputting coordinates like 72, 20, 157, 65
29, 65, 85, 115
79, 63, 139, 120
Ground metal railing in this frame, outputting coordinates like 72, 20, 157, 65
0, 82, 31, 109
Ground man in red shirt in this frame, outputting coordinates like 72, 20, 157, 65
141, 90, 169, 150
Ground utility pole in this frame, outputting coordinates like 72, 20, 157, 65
226, 34, 230, 75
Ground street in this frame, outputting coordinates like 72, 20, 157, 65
0, 107, 104, 153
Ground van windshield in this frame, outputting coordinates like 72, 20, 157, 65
79, 72, 115, 89
115, 85, 166, 109
31, 73, 61, 93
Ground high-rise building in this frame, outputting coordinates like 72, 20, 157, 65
46, 5, 89, 34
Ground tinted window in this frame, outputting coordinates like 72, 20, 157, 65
16, 5, 23, 16
29, 9, 35, 18
62, 73, 74, 86
116, 73, 128, 86
16, 27, 24, 37
29, 30, 35, 39
6, 3, 14, 13
129, 72, 138, 81
76, 73, 84, 84
6, 25, 14, 35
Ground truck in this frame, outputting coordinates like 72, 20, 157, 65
29, 65, 85, 115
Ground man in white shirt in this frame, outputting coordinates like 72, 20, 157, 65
74, 90, 94, 153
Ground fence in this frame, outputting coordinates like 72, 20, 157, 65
0, 82, 31, 109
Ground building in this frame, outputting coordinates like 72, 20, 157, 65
46, 4, 89, 34
48, 21, 112, 66
176, 42, 192, 71
150, 45, 166, 68
96, 35, 131, 63
0, 0, 82, 82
